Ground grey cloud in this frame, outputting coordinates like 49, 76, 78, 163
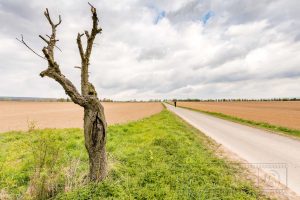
167, 0, 207, 23
137, 47, 168, 61
0, 0, 300, 100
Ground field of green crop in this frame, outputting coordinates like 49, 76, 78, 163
0, 110, 266, 199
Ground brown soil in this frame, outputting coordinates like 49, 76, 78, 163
178, 101, 300, 130
0, 101, 163, 133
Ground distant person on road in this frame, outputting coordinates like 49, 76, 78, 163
174, 99, 177, 107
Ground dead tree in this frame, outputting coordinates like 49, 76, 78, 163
19, 4, 107, 182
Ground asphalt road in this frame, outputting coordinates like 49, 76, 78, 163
165, 103, 300, 196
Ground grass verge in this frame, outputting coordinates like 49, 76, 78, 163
172, 103, 300, 138
0, 110, 267, 199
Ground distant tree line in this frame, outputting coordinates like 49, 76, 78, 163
101, 98, 113, 102
2, 97, 299, 103
164, 98, 300, 102
114, 99, 162, 102
0, 97, 113, 102
0, 97, 59, 102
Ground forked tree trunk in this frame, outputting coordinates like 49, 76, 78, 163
84, 98, 107, 181
20, 4, 109, 182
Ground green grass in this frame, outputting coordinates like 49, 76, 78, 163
0, 110, 267, 199
173, 103, 300, 138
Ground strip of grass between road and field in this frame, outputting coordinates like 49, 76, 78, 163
0, 109, 266, 199
172, 103, 300, 138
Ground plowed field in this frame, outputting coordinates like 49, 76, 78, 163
0, 102, 163, 132
177, 101, 300, 130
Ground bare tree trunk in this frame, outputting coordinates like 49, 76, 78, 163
18, 4, 108, 182
84, 99, 107, 181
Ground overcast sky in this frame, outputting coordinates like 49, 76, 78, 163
0, 0, 299, 100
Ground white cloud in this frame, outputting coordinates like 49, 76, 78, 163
0, 0, 299, 100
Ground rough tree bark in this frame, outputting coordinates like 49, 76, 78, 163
24, 5, 107, 181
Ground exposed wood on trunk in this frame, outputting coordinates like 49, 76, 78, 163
84, 99, 107, 181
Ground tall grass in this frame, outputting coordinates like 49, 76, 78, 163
0, 129, 88, 199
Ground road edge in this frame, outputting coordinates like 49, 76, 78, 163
166, 102, 300, 141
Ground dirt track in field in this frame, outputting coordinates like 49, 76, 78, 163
177, 101, 300, 130
0, 101, 163, 132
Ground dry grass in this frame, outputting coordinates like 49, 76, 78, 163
178, 101, 300, 130
0, 102, 163, 133
0, 189, 11, 200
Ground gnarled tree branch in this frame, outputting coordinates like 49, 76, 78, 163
39, 8, 86, 106
77, 3, 102, 96
16, 34, 46, 59
77, 33, 85, 61
40, 68, 86, 106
